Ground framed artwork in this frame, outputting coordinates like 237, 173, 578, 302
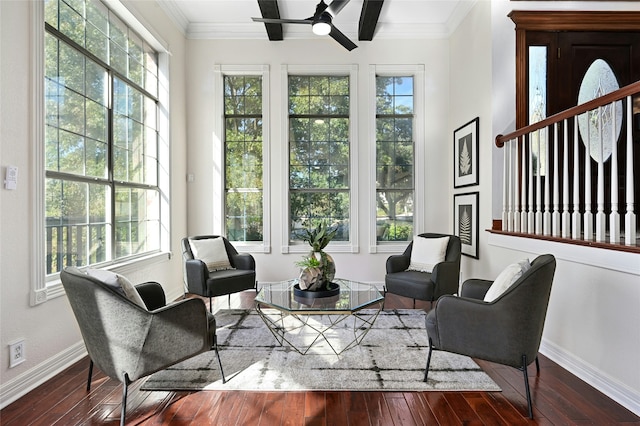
453, 117, 479, 188
454, 192, 479, 259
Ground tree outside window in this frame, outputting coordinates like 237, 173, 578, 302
376, 76, 414, 242
224, 75, 264, 241
44, 0, 160, 274
288, 75, 350, 243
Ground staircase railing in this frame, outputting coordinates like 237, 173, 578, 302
494, 80, 640, 251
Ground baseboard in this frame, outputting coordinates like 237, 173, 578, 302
540, 338, 640, 416
0, 341, 87, 410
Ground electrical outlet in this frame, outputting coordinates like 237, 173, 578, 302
9, 339, 26, 368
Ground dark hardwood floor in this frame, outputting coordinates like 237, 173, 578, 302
2, 291, 638, 425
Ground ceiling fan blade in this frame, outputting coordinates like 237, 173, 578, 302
252, 17, 312, 25
327, 0, 350, 17
329, 25, 357, 51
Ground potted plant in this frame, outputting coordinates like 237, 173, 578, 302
296, 221, 337, 293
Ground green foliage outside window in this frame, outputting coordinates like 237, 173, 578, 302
376, 76, 414, 241
224, 75, 264, 241
289, 75, 350, 242
44, 0, 160, 274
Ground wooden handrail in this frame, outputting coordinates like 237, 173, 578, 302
495, 79, 640, 147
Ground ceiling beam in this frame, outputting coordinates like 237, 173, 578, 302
358, 0, 384, 41
257, 0, 283, 41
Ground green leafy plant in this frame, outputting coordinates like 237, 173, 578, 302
301, 221, 338, 251
295, 256, 321, 269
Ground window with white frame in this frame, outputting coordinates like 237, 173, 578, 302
375, 75, 415, 242
43, 0, 165, 276
288, 74, 351, 243
371, 65, 424, 250
224, 75, 264, 242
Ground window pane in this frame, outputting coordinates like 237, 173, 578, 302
45, 0, 161, 274
45, 179, 110, 274
288, 74, 350, 242
376, 75, 414, 242
224, 75, 264, 241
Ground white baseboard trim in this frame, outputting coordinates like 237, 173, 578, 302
0, 341, 87, 410
540, 338, 640, 416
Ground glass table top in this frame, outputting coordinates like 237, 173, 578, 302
255, 278, 384, 313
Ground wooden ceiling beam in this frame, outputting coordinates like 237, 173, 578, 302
257, 0, 283, 41
358, 0, 383, 41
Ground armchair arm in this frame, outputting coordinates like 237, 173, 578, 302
386, 254, 410, 273
430, 260, 461, 298
133, 298, 212, 381
460, 279, 493, 300
230, 252, 255, 271
135, 281, 166, 310
185, 259, 209, 294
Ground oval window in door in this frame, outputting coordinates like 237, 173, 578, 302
577, 59, 623, 163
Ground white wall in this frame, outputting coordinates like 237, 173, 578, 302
0, 0, 189, 406
185, 38, 451, 284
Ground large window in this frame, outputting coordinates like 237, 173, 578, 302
375, 76, 414, 242
44, 0, 162, 275
224, 75, 264, 241
288, 75, 350, 243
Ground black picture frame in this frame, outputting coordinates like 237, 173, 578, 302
454, 192, 479, 259
453, 117, 479, 188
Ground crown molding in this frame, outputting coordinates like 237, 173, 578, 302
158, 0, 477, 40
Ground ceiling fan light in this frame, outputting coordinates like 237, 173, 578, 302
312, 21, 331, 36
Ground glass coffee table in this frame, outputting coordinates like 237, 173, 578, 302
254, 278, 384, 355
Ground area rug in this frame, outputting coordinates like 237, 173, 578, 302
142, 309, 500, 392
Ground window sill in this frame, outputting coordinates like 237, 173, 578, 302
36, 251, 173, 305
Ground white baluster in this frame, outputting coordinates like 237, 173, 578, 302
625, 96, 636, 245
595, 106, 606, 242
535, 130, 543, 234
514, 137, 522, 232
584, 112, 593, 240
551, 123, 560, 236
609, 101, 620, 243
543, 126, 551, 235
507, 140, 514, 232
520, 136, 531, 232
528, 134, 535, 233
562, 119, 570, 238
502, 139, 509, 231
572, 115, 582, 239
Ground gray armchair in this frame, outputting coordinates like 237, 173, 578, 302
424, 254, 556, 419
60, 267, 225, 426
385, 233, 461, 308
182, 235, 257, 312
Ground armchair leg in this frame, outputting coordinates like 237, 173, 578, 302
213, 335, 226, 384
535, 355, 540, 374
209, 297, 213, 313
521, 354, 534, 419
228, 294, 231, 309
423, 338, 434, 382
86, 359, 94, 391
120, 373, 131, 426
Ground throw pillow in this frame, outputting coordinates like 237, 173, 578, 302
85, 269, 147, 309
407, 236, 450, 273
116, 274, 147, 309
189, 237, 233, 271
483, 258, 531, 302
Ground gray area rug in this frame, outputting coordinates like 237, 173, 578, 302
142, 309, 501, 392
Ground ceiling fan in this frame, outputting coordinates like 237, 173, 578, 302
252, 0, 358, 51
